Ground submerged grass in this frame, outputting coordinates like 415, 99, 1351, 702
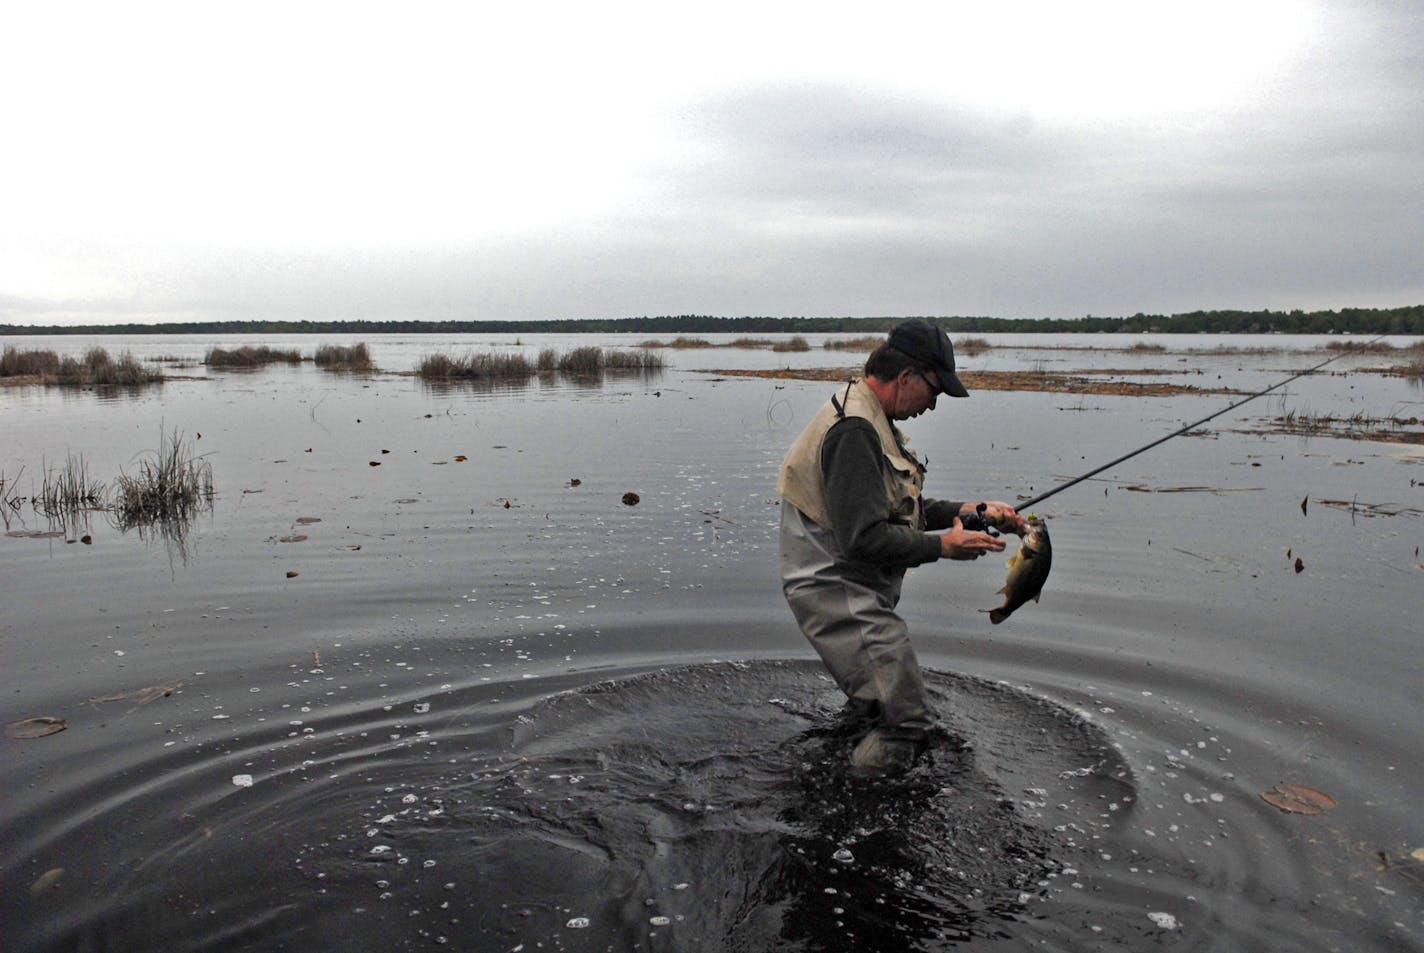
205, 345, 303, 367
112, 431, 214, 527
314, 342, 375, 371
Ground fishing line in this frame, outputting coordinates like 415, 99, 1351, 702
1016, 337, 1384, 510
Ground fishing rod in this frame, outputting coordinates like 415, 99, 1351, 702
1015, 338, 1382, 511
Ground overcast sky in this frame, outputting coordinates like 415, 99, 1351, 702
2, 1, 1421, 326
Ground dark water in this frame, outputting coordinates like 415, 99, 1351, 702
3, 333, 1422, 951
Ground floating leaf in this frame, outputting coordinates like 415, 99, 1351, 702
568, 478, 582, 487
286, 570, 299, 578
1261, 783, 1336, 814
1412, 848, 1424, 862
1300, 496, 1308, 516
381, 449, 391, 454
30, 868, 64, 894
454, 455, 467, 462
90, 683, 179, 706
6, 716, 68, 739
368, 461, 381, 467
1294, 556, 1305, 573
622, 492, 641, 506
278, 534, 308, 543
295, 517, 322, 525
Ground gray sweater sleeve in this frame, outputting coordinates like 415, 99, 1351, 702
821, 417, 944, 567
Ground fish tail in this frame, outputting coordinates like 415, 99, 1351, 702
989, 608, 1008, 624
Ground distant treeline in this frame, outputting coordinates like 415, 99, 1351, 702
4, 305, 1423, 336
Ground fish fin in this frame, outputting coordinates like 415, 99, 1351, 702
1033, 592, 1042, 603
989, 608, 1008, 624
997, 585, 1008, 595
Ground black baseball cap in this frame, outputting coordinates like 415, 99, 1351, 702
887, 320, 969, 398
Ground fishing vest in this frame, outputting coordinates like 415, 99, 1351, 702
778, 379, 927, 533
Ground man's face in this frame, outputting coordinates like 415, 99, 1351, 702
892, 368, 939, 419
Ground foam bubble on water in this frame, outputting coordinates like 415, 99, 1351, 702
1147, 911, 1180, 930
649, 916, 670, 926
566, 916, 590, 929
832, 848, 854, 863
414, 702, 431, 714
232, 774, 254, 787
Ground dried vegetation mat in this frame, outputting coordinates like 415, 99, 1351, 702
700, 366, 1245, 397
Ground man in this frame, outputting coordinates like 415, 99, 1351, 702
778, 320, 1025, 776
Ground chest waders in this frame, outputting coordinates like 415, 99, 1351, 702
778, 381, 938, 737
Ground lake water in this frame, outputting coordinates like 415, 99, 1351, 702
3, 332, 1422, 952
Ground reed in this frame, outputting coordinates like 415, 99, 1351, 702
823, 336, 883, 351
1, 346, 62, 377
37, 454, 106, 516
54, 348, 163, 386
416, 351, 534, 380
771, 336, 811, 353
204, 345, 303, 367
313, 342, 375, 371
1323, 339, 1394, 353
729, 337, 775, 348
639, 336, 713, 349
954, 337, 991, 356
111, 430, 213, 526
558, 347, 664, 373
2, 346, 160, 385
1127, 341, 1167, 353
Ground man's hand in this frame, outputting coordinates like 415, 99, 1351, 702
961, 501, 1029, 537
940, 518, 1009, 560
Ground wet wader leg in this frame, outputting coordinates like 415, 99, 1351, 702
780, 505, 936, 731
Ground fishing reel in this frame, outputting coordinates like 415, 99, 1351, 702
958, 502, 1002, 537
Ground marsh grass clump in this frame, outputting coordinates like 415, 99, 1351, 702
1127, 341, 1167, 353
558, 347, 664, 374
1324, 339, 1394, 353
38, 454, 106, 517
602, 349, 663, 371
729, 337, 775, 348
954, 337, 991, 356
823, 336, 883, 352
205, 345, 303, 368
111, 430, 214, 528
56, 348, 163, 386
3, 347, 163, 386
1, 347, 62, 377
771, 336, 811, 353
417, 351, 534, 380
639, 337, 713, 349
314, 342, 375, 371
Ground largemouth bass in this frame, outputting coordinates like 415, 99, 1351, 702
988, 515, 1051, 624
